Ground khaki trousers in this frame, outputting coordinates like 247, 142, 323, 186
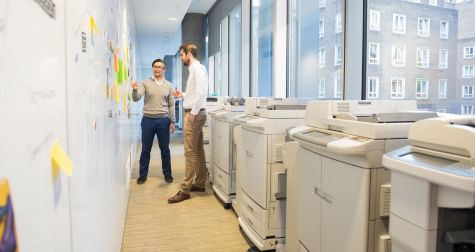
180, 110, 207, 194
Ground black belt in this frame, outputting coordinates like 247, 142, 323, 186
184, 108, 205, 112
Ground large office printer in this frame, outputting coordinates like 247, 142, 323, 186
383, 116, 475, 252
211, 98, 246, 208
203, 96, 226, 183
234, 97, 307, 251
288, 100, 437, 252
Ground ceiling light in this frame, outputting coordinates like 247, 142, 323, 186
168, 17, 179, 21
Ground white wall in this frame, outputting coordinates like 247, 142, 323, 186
0, 0, 140, 251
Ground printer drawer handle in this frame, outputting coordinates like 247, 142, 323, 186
246, 150, 254, 158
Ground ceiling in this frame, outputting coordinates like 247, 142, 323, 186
131, 0, 217, 68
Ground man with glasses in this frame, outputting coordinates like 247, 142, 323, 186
132, 59, 175, 185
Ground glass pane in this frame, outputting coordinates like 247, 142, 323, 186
366, 0, 475, 114
288, 0, 344, 99
251, 0, 274, 97
229, 5, 242, 97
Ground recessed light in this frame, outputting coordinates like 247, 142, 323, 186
168, 17, 179, 21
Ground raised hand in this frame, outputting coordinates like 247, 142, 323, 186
173, 89, 183, 98
132, 81, 138, 90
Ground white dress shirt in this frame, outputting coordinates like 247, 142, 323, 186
183, 61, 207, 115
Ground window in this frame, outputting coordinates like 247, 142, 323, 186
368, 77, 379, 98
416, 48, 430, 68
335, 12, 342, 33
439, 49, 448, 69
319, 19, 325, 38
369, 10, 380, 31
438, 79, 447, 99
319, 0, 326, 8
334, 76, 341, 98
438, 108, 447, 113
392, 45, 406, 67
335, 43, 342, 66
418, 17, 430, 37
369, 42, 380, 64
464, 46, 474, 58
462, 85, 474, 98
391, 78, 405, 99
440, 20, 449, 39
463, 66, 474, 78
250, 0, 274, 96
229, 5, 242, 97
416, 79, 429, 99
461, 105, 474, 115
319, 79, 326, 98
393, 13, 406, 34
429, 0, 438, 6
319, 48, 326, 68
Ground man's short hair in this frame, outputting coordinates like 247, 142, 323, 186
152, 59, 166, 68
180, 44, 198, 59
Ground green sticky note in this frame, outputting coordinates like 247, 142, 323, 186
118, 59, 123, 84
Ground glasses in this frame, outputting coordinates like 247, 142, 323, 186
153, 66, 165, 70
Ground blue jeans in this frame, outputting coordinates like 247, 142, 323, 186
139, 117, 172, 178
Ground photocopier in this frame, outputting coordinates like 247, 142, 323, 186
203, 96, 226, 183
287, 100, 437, 252
234, 97, 307, 251
383, 115, 475, 252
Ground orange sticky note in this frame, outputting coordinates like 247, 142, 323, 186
115, 82, 120, 102
51, 141, 73, 177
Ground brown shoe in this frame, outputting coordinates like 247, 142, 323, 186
191, 185, 205, 192
168, 191, 190, 203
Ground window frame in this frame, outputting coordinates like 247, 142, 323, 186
334, 75, 342, 98
369, 9, 380, 31
392, 13, 406, 34
464, 46, 474, 59
417, 17, 431, 37
335, 43, 342, 66
439, 49, 448, 69
440, 20, 449, 39
391, 77, 405, 99
335, 12, 342, 33
367, 76, 379, 99
319, 18, 325, 38
461, 104, 474, 115
462, 85, 474, 98
463, 65, 474, 78
318, 78, 326, 98
392, 44, 406, 67
369, 42, 380, 65
438, 79, 447, 99
416, 47, 430, 68
319, 47, 326, 68
416, 78, 429, 99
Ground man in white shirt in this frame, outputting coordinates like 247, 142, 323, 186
168, 44, 207, 203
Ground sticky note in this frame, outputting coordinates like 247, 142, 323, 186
114, 50, 118, 72
51, 141, 73, 177
110, 87, 113, 99
126, 46, 129, 63
118, 59, 123, 84
90, 16, 98, 35
115, 82, 120, 102
123, 91, 126, 112
123, 64, 127, 81
103, 83, 106, 98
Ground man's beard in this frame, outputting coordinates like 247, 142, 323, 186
183, 58, 190, 66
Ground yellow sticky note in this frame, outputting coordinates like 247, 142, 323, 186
110, 87, 113, 99
126, 46, 129, 63
51, 141, 73, 177
90, 16, 98, 35
103, 83, 106, 98
123, 91, 126, 112
115, 82, 120, 102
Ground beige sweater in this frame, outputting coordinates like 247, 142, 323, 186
132, 78, 175, 122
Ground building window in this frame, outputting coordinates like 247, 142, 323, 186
369, 10, 380, 31
393, 13, 406, 34
439, 49, 448, 69
464, 46, 474, 58
319, 48, 326, 68
418, 17, 430, 37
440, 20, 449, 39
461, 105, 474, 115
429, 0, 438, 6
416, 79, 429, 99
438, 79, 447, 99
463, 66, 474, 78
462, 85, 474, 98
319, 0, 326, 8
416, 48, 430, 68
391, 78, 405, 99
369, 42, 380, 65
334, 76, 342, 98
368, 76, 379, 99
319, 18, 325, 38
335, 43, 342, 66
319, 79, 326, 98
437, 108, 447, 113
392, 45, 406, 67
335, 12, 342, 33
